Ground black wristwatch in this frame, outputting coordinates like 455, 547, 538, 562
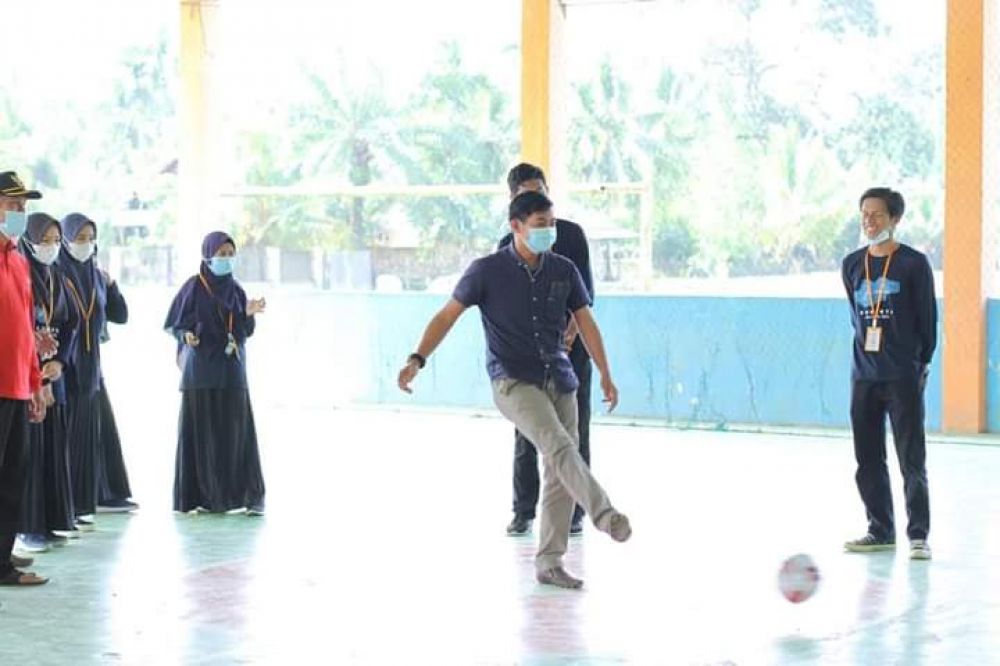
407, 353, 427, 369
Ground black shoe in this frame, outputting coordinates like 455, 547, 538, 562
96, 498, 139, 514
844, 533, 896, 553
569, 521, 584, 537
506, 516, 533, 536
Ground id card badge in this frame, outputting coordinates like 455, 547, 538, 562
225, 333, 237, 357
36, 326, 58, 361
864, 326, 883, 353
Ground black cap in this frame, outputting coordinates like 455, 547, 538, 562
0, 171, 42, 199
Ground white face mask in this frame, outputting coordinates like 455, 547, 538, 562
867, 225, 895, 248
68, 240, 95, 263
30, 242, 60, 265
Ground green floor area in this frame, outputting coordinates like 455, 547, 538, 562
3, 409, 998, 664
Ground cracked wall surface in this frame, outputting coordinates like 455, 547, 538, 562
320, 293, 960, 431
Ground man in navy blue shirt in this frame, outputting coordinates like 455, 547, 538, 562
398, 190, 631, 589
841, 187, 936, 561
497, 163, 594, 538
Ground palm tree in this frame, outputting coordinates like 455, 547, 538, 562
396, 41, 517, 255
569, 58, 643, 184
291, 63, 404, 249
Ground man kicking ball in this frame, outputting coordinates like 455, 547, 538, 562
397, 190, 631, 589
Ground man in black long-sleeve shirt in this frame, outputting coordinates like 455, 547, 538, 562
841, 187, 937, 561
498, 163, 595, 537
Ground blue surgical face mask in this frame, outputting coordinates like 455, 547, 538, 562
207, 256, 236, 276
2, 211, 27, 238
525, 226, 557, 254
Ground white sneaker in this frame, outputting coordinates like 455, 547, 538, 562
52, 529, 81, 540
16, 534, 50, 553
910, 539, 932, 560
75, 516, 96, 532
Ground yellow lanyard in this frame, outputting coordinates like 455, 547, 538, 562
64, 277, 97, 352
198, 274, 239, 359
38, 270, 54, 328
863, 248, 895, 328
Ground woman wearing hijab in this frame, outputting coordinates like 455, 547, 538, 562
60, 213, 135, 529
165, 232, 267, 515
14, 213, 78, 552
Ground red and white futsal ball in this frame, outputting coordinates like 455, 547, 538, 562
778, 554, 820, 603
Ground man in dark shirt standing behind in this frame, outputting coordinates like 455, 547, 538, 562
498, 163, 595, 537
841, 187, 937, 561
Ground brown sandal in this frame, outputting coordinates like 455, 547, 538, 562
0, 569, 48, 586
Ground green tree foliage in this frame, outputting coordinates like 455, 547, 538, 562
0, 32, 176, 234
817, 0, 880, 37
639, 70, 705, 276
394, 42, 517, 254
570, 59, 643, 184
0, 0, 943, 282
288, 64, 404, 249
0, 97, 31, 170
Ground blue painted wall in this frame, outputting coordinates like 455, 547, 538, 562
987, 299, 1000, 433
273, 292, 956, 431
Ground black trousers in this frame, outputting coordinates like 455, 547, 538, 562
850, 377, 930, 541
511, 344, 592, 523
0, 399, 28, 575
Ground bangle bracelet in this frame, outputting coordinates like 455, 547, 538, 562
408, 353, 426, 369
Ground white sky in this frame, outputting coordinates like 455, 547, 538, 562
210, 0, 520, 120
562, 0, 945, 115
0, 0, 943, 127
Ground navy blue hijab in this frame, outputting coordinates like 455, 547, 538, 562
164, 231, 244, 335
199, 231, 242, 313
57, 212, 114, 396
59, 212, 99, 285
18, 213, 78, 401
59, 211, 107, 338
164, 232, 253, 389
17, 213, 69, 324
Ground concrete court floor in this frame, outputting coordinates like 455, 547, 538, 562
1, 407, 998, 665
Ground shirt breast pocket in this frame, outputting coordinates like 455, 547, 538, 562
545, 280, 571, 321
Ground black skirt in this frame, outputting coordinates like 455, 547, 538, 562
173, 389, 265, 513
19, 404, 75, 534
66, 392, 100, 516
96, 381, 133, 503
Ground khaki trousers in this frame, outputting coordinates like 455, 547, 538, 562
491, 378, 615, 571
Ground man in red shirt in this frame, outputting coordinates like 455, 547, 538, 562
0, 170, 50, 586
